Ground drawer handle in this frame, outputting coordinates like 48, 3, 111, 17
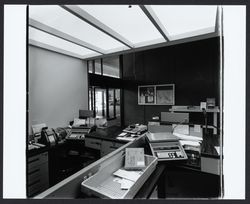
29, 158, 39, 163
28, 169, 39, 175
28, 179, 40, 187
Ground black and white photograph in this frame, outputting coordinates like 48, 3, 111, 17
2, 2, 246, 201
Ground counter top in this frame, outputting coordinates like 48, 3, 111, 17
27, 140, 67, 157
27, 145, 49, 157
85, 126, 128, 143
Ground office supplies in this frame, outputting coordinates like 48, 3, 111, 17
161, 112, 189, 123
124, 148, 145, 170
146, 132, 187, 161
81, 154, 157, 199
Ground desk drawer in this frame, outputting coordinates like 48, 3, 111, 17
28, 152, 48, 169
27, 163, 48, 185
85, 138, 102, 150
27, 179, 49, 197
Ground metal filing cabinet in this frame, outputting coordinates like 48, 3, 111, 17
27, 151, 49, 197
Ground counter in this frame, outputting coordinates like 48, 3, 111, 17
32, 127, 221, 199
85, 126, 127, 143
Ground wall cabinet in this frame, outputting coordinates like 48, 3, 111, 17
27, 152, 49, 197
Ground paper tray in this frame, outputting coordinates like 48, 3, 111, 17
81, 154, 157, 199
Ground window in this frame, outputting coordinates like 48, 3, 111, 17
95, 59, 102, 75
88, 61, 93, 73
87, 55, 120, 78
103, 56, 120, 78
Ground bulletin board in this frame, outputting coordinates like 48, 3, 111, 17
138, 84, 175, 105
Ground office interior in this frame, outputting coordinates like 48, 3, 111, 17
27, 5, 223, 199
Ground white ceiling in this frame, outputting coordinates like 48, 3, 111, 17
29, 5, 218, 60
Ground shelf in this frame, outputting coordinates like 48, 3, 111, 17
169, 106, 219, 113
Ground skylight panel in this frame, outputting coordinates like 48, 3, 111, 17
79, 5, 165, 46
150, 5, 217, 40
29, 27, 99, 58
29, 5, 127, 51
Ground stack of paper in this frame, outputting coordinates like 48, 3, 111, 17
173, 132, 203, 141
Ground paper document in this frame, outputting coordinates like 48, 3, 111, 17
179, 140, 201, 147
113, 169, 142, 182
173, 133, 203, 141
116, 137, 135, 141
194, 125, 201, 133
120, 178, 134, 189
172, 124, 189, 135
118, 132, 127, 137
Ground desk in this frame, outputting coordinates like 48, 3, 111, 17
34, 130, 221, 199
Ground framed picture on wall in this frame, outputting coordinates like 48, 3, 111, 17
138, 84, 175, 105
156, 84, 175, 105
138, 86, 155, 105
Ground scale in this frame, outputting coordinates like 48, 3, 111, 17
146, 132, 187, 161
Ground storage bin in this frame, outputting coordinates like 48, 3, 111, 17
81, 154, 157, 199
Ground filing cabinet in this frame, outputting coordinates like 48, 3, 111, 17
27, 151, 49, 197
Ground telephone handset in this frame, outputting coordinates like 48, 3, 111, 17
39, 127, 57, 147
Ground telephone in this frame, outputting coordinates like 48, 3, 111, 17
39, 127, 57, 147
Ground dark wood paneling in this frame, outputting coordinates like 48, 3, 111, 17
88, 73, 122, 88
123, 37, 220, 125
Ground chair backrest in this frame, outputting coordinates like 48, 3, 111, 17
79, 110, 94, 119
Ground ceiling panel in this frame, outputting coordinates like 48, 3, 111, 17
79, 5, 166, 46
29, 5, 128, 51
29, 27, 99, 58
151, 5, 217, 40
